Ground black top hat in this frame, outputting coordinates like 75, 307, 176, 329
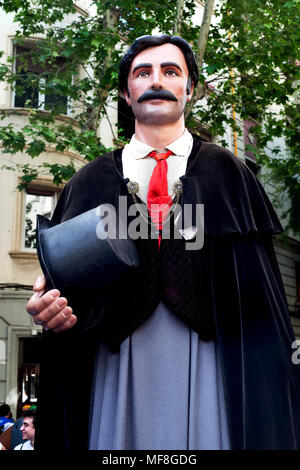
36, 205, 139, 292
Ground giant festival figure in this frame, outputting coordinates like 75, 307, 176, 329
26, 35, 300, 450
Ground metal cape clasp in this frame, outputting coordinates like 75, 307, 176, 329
127, 181, 139, 195
172, 180, 183, 196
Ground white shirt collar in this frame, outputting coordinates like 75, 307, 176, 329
125, 129, 193, 160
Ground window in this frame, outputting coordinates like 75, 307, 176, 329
10, 180, 62, 258
23, 187, 58, 250
13, 45, 70, 115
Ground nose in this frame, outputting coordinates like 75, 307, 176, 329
150, 68, 163, 91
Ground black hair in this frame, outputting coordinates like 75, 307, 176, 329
119, 34, 199, 96
22, 409, 36, 428
0, 404, 10, 417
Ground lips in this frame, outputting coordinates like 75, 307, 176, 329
146, 98, 170, 101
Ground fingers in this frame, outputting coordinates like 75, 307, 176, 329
43, 305, 73, 330
26, 285, 77, 333
33, 296, 68, 324
52, 313, 77, 333
26, 289, 60, 316
33, 275, 46, 292
32, 296, 76, 330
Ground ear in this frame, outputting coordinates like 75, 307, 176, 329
123, 88, 131, 107
186, 80, 194, 102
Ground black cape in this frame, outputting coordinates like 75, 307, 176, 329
35, 139, 300, 450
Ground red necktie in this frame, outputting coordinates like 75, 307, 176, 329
147, 150, 173, 245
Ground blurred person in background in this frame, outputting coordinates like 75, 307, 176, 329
14, 409, 35, 450
0, 417, 24, 451
0, 404, 14, 434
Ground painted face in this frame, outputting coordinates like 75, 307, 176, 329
20, 417, 35, 442
124, 43, 194, 126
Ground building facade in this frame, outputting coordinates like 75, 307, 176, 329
0, 2, 117, 419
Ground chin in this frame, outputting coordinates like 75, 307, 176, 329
135, 99, 186, 125
135, 109, 184, 126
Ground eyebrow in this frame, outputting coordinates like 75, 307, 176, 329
132, 62, 183, 74
161, 62, 183, 72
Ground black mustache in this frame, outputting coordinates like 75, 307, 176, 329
137, 90, 178, 103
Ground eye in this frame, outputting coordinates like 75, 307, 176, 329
165, 69, 178, 76
137, 70, 149, 78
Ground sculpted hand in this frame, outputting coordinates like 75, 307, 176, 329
26, 275, 77, 333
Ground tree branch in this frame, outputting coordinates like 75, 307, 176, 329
84, 7, 118, 132
173, 0, 185, 35
185, 0, 216, 118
